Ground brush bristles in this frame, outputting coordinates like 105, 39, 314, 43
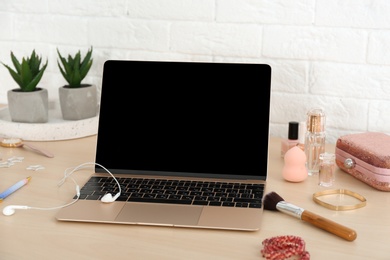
263, 191, 285, 211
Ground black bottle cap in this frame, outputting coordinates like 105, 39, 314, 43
288, 121, 299, 140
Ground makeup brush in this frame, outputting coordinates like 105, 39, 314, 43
263, 191, 357, 241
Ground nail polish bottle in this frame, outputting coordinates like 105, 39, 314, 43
281, 121, 299, 158
305, 108, 326, 175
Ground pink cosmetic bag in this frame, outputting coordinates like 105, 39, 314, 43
335, 132, 390, 191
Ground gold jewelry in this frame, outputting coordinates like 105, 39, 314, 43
313, 189, 366, 211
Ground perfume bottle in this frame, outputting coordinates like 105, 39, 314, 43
305, 108, 326, 175
281, 121, 299, 157
318, 152, 335, 187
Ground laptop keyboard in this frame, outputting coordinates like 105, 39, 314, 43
75, 176, 264, 208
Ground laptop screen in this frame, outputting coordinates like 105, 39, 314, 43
95, 60, 271, 180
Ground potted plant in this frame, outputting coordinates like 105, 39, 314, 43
2, 50, 49, 123
57, 46, 98, 120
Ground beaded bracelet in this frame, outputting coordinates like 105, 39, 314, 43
261, 235, 310, 259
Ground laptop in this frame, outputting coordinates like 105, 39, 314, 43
56, 60, 272, 231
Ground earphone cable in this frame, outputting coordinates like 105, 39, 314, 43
58, 162, 122, 197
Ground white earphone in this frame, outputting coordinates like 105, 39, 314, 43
3, 205, 30, 216
2, 185, 80, 216
3, 184, 80, 216
2, 162, 120, 216
69, 162, 121, 204
101, 192, 121, 203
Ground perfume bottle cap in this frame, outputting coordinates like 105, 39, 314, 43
307, 108, 325, 133
319, 152, 335, 163
288, 121, 299, 140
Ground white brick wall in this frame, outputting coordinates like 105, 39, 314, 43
0, 0, 389, 144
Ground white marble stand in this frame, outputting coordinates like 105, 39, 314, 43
0, 103, 98, 141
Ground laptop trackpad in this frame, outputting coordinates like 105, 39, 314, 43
115, 203, 203, 226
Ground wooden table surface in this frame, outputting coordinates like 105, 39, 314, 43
0, 135, 389, 259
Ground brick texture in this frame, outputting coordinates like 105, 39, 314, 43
0, 0, 389, 143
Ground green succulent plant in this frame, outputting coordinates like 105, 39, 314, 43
2, 50, 48, 92
57, 47, 93, 88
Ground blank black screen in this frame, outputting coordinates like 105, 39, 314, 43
95, 60, 271, 180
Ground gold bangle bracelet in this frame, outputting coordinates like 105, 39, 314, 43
313, 189, 367, 211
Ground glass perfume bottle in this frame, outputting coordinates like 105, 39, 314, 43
319, 152, 335, 187
305, 108, 326, 175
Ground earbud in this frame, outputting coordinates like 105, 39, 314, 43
3, 205, 30, 216
101, 192, 120, 203
2, 162, 121, 216
2, 185, 81, 216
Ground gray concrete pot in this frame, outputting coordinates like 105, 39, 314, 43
59, 84, 98, 120
7, 88, 49, 123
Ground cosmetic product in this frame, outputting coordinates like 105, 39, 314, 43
263, 191, 357, 241
297, 121, 306, 151
305, 108, 326, 175
282, 146, 308, 182
281, 121, 299, 157
318, 153, 335, 187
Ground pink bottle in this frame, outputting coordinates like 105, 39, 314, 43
281, 121, 299, 157
282, 146, 308, 182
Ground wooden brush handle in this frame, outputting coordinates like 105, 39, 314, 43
301, 210, 357, 241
